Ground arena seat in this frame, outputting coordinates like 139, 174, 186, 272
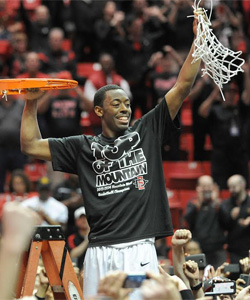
163, 161, 204, 190
76, 62, 101, 79
166, 188, 182, 229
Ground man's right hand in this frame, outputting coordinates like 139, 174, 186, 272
25, 88, 46, 101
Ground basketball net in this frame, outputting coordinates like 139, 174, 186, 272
190, 0, 245, 100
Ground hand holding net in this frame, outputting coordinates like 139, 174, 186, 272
191, 0, 245, 100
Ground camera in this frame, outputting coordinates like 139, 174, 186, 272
123, 274, 147, 288
204, 280, 236, 296
185, 253, 207, 269
223, 264, 240, 274
239, 274, 250, 288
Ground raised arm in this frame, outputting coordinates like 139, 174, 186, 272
165, 12, 202, 120
21, 89, 52, 161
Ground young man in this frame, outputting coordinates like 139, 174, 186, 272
20, 12, 202, 298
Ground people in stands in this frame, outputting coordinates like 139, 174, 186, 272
184, 175, 227, 268
8, 169, 36, 202
22, 176, 68, 230
219, 174, 250, 263
198, 81, 250, 189
7, 32, 29, 78
0, 95, 26, 193
67, 206, 89, 271
18, 2, 52, 53
39, 27, 77, 79
53, 173, 83, 237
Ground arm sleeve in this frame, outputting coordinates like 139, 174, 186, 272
140, 98, 180, 145
48, 136, 82, 174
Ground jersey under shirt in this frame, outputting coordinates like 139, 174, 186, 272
49, 99, 179, 246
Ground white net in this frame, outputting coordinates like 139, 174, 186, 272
191, 0, 245, 100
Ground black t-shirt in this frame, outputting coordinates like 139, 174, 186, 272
45, 95, 82, 138
49, 99, 179, 246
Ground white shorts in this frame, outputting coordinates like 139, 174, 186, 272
83, 238, 159, 299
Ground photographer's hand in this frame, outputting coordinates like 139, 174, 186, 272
97, 271, 131, 300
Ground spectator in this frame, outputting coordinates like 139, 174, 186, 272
0, 202, 39, 300
184, 239, 202, 256
0, 95, 26, 193
112, 15, 159, 117
198, 81, 250, 189
22, 176, 68, 229
37, 71, 91, 138
188, 71, 214, 161
17, 51, 49, 79
219, 174, 250, 263
167, 0, 194, 53
53, 173, 83, 237
94, 1, 125, 55
70, 0, 104, 62
184, 175, 227, 268
67, 206, 89, 271
8, 169, 37, 202
18, 2, 52, 53
171, 229, 204, 299
148, 45, 184, 160
7, 32, 28, 78
39, 27, 77, 79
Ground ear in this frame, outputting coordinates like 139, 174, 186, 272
94, 106, 103, 118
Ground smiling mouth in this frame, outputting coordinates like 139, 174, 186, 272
117, 116, 129, 124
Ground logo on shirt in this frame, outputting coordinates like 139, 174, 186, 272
91, 132, 148, 196
133, 176, 148, 190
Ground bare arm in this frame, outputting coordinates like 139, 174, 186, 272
21, 89, 52, 161
0, 202, 39, 300
165, 15, 201, 120
70, 238, 89, 259
198, 87, 220, 118
75, 86, 94, 112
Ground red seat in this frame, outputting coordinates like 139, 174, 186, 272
0, 40, 12, 58
220, 189, 230, 200
181, 106, 192, 133
77, 62, 101, 79
202, 161, 211, 175
24, 162, 47, 182
166, 189, 182, 229
62, 39, 72, 52
180, 133, 194, 161
163, 161, 204, 190
23, 0, 41, 10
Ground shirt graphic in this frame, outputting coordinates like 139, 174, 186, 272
91, 132, 148, 196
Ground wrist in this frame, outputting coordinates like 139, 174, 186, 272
190, 281, 202, 291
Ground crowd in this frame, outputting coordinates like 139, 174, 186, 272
0, 0, 250, 299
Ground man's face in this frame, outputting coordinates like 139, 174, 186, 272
39, 189, 50, 201
98, 89, 132, 137
228, 180, 242, 199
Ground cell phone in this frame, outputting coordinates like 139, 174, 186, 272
223, 264, 240, 274
239, 274, 250, 288
185, 253, 207, 269
205, 281, 236, 296
123, 274, 147, 288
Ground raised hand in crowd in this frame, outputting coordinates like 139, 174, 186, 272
239, 252, 250, 274
0, 202, 40, 300
141, 271, 181, 300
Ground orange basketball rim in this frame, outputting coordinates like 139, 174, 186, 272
0, 78, 78, 97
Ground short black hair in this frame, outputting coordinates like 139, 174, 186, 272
94, 84, 123, 107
